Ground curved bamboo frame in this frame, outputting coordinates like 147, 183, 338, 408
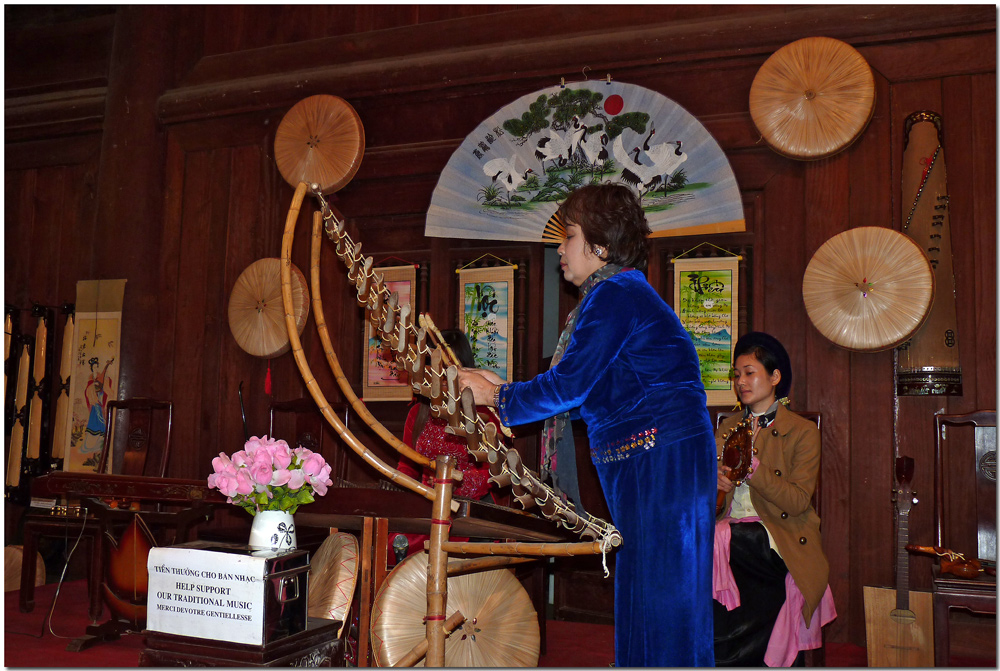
279, 182, 445, 506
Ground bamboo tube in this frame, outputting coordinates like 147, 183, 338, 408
446, 555, 537, 576
7, 343, 30, 487
393, 609, 465, 667
50, 314, 74, 460
422, 313, 513, 439
425, 455, 456, 667
279, 183, 456, 510
25, 315, 47, 459
305, 208, 431, 469
436, 540, 605, 557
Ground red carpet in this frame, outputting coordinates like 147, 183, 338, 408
4, 579, 993, 667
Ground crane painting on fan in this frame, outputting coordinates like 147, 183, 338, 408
426, 81, 745, 242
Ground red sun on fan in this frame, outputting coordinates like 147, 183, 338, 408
604, 95, 624, 116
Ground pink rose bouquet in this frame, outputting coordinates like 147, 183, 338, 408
207, 435, 334, 515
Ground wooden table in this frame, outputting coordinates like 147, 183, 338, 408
140, 617, 342, 667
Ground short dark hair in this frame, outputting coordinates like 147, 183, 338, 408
558, 184, 650, 270
441, 329, 475, 368
733, 331, 792, 400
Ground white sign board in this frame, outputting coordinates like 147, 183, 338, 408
147, 546, 276, 645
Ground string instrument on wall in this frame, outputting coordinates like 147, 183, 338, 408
716, 416, 754, 515
863, 456, 934, 666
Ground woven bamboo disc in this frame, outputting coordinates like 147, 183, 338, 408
802, 227, 934, 352
370, 553, 539, 667
307, 532, 359, 638
228, 258, 310, 358
750, 36, 875, 160
274, 94, 365, 194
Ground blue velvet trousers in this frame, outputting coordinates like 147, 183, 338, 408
595, 427, 716, 667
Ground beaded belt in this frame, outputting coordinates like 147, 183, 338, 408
590, 427, 658, 464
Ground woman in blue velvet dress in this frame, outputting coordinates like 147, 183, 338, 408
458, 183, 716, 667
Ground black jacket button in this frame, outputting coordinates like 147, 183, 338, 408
771, 429, 779, 436
781, 512, 788, 519
799, 537, 807, 545
774, 469, 782, 477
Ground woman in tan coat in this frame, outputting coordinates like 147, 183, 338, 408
714, 332, 835, 666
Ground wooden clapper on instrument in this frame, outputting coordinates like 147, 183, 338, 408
864, 456, 934, 666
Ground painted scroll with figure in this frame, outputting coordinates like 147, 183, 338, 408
426, 81, 744, 242
362, 265, 415, 401
63, 279, 126, 473
458, 266, 514, 382
673, 257, 738, 406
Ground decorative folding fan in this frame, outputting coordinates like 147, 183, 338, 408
228, 258, 310, 358
370, 553, 540, 667
750, 37, 875, 160
307, 532, 359, 638
802, 227, 934, 352
274, 94, 365, 194
426, 81, 745, 242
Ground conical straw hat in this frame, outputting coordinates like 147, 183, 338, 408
308, 532, 359, 638
228, 258, 310, 358
370, 553, 539, 667
802, 226, 934, 351
750, 36, 875, 160
274, 94, 365, 194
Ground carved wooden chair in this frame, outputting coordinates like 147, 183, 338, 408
931, 410, 997, 666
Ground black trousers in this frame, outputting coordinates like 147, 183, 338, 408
713, 522, 804, 667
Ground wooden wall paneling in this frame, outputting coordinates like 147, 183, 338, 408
164, 149, 228, 479
93, 6, 178, 403
801, 149, 853, 644
968, 72, 997, 408
3, 11, 115, 97
5, 170, 38, 308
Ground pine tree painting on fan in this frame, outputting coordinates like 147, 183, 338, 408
426, 80, 745, 242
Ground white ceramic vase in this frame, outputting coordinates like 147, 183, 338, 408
249, 510, 297, 551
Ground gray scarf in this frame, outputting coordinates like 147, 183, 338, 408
540, 263, 624, 514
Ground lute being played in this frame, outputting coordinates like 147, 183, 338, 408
716, 416, 755, 515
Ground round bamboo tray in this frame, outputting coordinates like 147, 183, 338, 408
370, 553, 539, 667
750, 36, 875, 160
228, 258, 309, 358
307, 532, 359, 638
274, 94, 365, 194
802, 227, 934, 351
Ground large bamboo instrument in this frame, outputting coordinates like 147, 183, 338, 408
25, 311, 48, 459
6, 337, 31, 488
284, 184, 621, 549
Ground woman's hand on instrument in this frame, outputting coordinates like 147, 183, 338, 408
717, 464, 735, 493
456, 368, 506, 406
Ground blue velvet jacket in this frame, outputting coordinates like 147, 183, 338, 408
496, 269, 711, 458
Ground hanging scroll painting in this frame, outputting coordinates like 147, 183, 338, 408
673, 257, 739, 406
362, 265, 415, 402
64, 279, 127, 473
458, 266, 514, 381
426, 80, 744, 242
